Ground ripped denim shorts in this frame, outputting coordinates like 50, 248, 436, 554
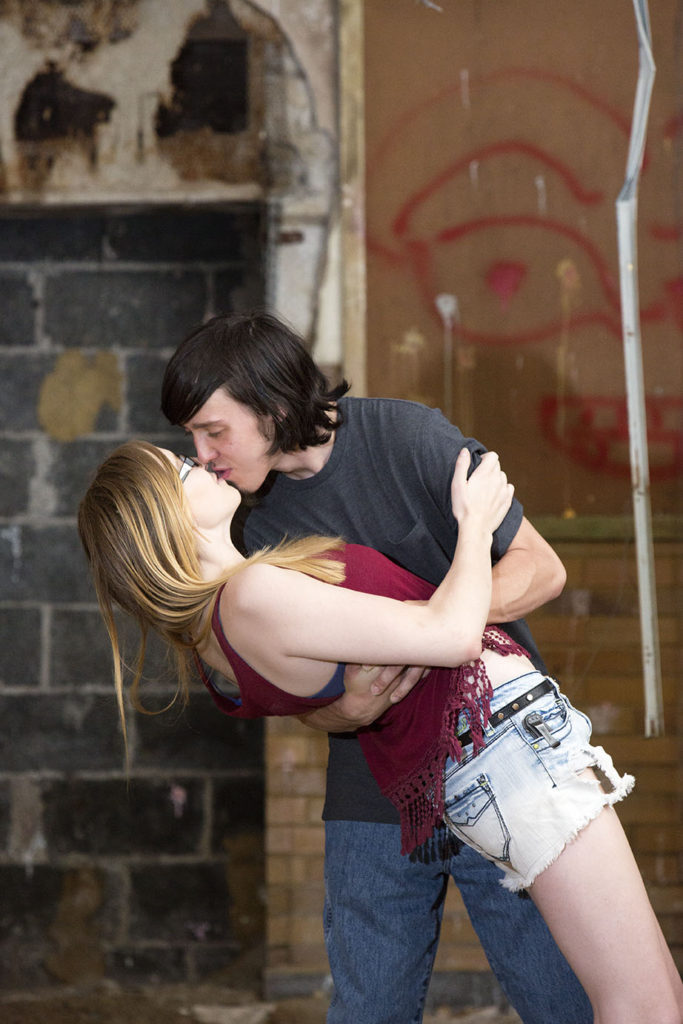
443, 670, 635, 891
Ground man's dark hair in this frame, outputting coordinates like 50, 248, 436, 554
161, 311, 350, 455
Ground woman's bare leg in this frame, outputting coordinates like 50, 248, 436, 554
528, 803, 683, 1024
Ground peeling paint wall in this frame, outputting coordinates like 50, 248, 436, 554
0, 0, 340, 346
0, 0, 338, 993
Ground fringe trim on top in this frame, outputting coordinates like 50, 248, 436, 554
384, 627, 530, 855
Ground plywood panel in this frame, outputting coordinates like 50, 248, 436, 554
364, 0, 683, 518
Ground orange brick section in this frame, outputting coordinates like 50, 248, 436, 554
265, 540, 683, 989
266, 717, 329, 980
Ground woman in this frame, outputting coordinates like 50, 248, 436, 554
78, 440, 683, 1024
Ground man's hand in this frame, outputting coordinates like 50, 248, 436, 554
347, 663, 426, 699
297, 664, 426, 733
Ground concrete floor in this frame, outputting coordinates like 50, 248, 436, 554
0, 984, 522, 1024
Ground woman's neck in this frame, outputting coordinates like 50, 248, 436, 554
197, 524, 246, 582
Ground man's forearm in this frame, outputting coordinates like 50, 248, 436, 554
489, 517, 566, 623
297, 697, 374, 733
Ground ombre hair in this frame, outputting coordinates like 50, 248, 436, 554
78, 440, 344, 749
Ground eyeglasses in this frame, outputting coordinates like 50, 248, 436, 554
178, 455, 200, 483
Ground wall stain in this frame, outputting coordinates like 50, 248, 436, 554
38, 350, 122, 442
156, 3, 248, 137
16, 65, 115, 142
154, 0, 267, 185
13, 63, 115, 188
46, 866, 105, 984
2, 0, 137, 50
222, 831, 264, 947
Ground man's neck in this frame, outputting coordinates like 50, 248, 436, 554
273, 430, 336, 479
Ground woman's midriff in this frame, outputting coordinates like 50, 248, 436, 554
481, 647, 537, 689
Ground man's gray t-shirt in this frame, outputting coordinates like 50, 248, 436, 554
242, 396, 546, 823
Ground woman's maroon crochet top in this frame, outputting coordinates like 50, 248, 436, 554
204, 544, 527, 854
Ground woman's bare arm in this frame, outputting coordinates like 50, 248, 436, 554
222, 451, 512, 695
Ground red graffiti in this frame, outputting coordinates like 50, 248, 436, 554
392, 216, 626, 346
367, 66, 678, 341
391, 140, 604, 239
486, 260, 527, 310
665, 277, 683, 331
368, 68, 633, 180
367, 69, 638, 346
366, 64, 682, 481
649, 117, 683, 240
539, 395, 683, 479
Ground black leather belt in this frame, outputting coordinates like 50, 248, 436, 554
457, 677, 555, 748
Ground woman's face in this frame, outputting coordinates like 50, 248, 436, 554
160, 448, 241, 532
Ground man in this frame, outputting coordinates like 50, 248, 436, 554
162, 311, 592, 1024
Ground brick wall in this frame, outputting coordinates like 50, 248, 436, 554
0, 204, 267, 989
264, 537, 683, 1004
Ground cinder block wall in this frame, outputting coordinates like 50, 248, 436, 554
264, 538, 683, 1003
0, 204, 267, 989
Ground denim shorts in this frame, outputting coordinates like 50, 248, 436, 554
442, 670, 635, 891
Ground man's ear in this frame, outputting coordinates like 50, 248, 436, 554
257, 412, 277, 442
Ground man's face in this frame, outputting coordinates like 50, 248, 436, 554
182, 388, 278, 495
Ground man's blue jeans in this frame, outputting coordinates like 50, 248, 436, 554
324, 820, 592, 1024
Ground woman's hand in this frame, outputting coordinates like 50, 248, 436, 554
451, 449, 514, 536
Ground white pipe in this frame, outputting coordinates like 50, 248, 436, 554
615, 0, 664, 736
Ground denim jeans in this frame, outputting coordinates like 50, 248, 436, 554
324, 819, 592, 1024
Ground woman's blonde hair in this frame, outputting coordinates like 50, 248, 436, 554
77, 440, 344, 748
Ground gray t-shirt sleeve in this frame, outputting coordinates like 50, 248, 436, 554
408, 404, 524, 565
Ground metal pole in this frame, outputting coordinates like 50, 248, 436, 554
615, 0, 664, 736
